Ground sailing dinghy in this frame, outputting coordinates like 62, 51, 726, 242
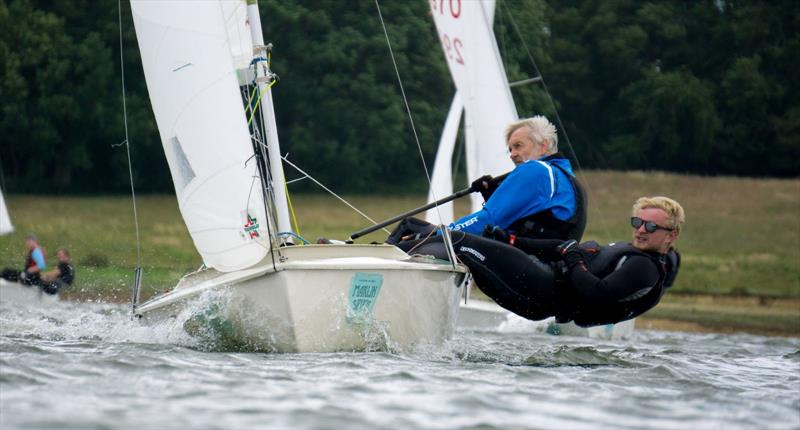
129, 0, 467, 353
0, 191, 58, 304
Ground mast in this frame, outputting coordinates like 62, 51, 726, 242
246, 0, 292, 235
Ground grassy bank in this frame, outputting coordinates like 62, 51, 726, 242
1, 170, 798, 335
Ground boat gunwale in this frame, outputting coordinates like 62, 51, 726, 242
135, 247, 467, 314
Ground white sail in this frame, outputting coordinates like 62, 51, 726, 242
131, 0, 269, 272
0, 190, 13, 235
425, 93, 462, 224
430, 0, 517, 212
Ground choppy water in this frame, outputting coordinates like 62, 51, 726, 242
1, 289, 798, 429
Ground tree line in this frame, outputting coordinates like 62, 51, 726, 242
0, 0, 797, 195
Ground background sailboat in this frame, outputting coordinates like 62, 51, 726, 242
0, 190, 59, 304
427, 0, 633, 339
128, 0, 467, 352
426, 0, 516, 224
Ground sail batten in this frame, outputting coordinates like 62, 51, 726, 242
131, 0, 268, 272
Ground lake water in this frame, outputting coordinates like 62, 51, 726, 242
1, 289, 798, 429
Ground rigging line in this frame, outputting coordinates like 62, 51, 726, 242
497, 0, 510, 78
284, 180, 301, 236
250, 87, 281, 253
280, 155, 391, 235
374, 0, 445, 222
118, 0, 142, 266
247, 80, 277, 126
499, 1, 579, 169
246, 88, 282, 270
499, 0, 612, 240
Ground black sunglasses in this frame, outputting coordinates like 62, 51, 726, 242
631, 217, 674, 233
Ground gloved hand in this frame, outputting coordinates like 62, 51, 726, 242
470, 175, 493, 193
471, 174, 498, 201
556, 239, 579, 256
556, 239, 586, 271
482, 225, 512, 245
19, 271, 28, 281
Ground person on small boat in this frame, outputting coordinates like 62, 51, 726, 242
0, 233, 46, 286
40, 248, 75, 295
387, 115, 586, 244
397, 196, 683, 327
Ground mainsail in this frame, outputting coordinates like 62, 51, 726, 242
131, 0, 270, 272
0, 190, 13, 235
427, 0, 517, 222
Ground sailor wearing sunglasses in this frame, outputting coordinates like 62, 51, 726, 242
389, 196, 683, 327
551, 196, 684, 326
459, 196, 684, 327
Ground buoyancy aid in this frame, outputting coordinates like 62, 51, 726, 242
507, 155, 587, 241
59, 262, 76, 285
24, 247, 44, 270
562, 241, 680, 327
24, 250, 35, 270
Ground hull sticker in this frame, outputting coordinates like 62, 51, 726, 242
347, 272, 383, 323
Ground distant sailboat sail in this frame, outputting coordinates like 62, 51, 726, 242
130, 0, 270, 272
0, 190, 13, 235
428, 0, 517, 220
425, 94, 463, 224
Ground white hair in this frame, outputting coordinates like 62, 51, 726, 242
505, 116, 558, 154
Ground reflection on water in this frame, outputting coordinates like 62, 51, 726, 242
1, 288, 798, 429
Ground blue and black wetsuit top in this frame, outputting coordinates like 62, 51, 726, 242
449, 154, 586, 241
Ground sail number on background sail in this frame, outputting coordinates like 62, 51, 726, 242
426, 0, 516, 221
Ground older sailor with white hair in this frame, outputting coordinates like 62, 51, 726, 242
387, 115, 585, 244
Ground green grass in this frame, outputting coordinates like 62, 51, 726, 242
2, 170, 799, 305
641, 294, 800, 336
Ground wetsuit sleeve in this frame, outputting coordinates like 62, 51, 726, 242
30, 248, 46, 271
567, 255, 660, 306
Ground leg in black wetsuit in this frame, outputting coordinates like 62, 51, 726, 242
396, 232, 560, 321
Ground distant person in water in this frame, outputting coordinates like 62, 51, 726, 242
40, 248, 75, 295
387, 115, 586, 245
398, 196, 683, 327
0, 233, 46, 286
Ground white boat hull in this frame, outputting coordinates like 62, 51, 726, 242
0, 279, 59, 305
136, 245, 468, 352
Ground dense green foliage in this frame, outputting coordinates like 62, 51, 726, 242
0, 0, 797, 194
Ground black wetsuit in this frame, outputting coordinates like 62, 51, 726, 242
551, 241, 679, 326
398, 233, 679, 327
40, 262, 75, 295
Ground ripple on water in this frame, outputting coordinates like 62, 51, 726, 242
521, 345, 641, 368
2, 293, 800, 430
